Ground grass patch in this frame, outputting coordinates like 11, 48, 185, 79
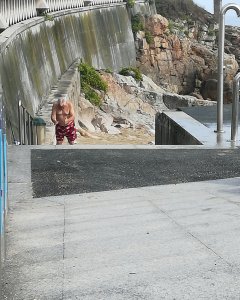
119, 67, 143, 81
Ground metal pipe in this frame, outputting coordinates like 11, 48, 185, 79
30, 117, 34, 145
3, 133, 8, 213
27, 113, 31, 145
216, 3, 240, 133
18, 100, 22, 144
22, 107, 26, 145
214, 0, 222, 22
231, 72, 240, 142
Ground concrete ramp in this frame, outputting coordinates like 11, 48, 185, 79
2, 144, 240, 299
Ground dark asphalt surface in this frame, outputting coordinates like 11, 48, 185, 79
31, 149, 240, 198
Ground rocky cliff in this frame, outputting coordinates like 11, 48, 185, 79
134, 13, 239, 102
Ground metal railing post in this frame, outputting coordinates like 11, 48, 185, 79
231, 72, 240, 142
22, 107, 26, 145
27, 113, 31, 145
18, 100, 22, 145
216, 4, 240, 133
30, 117, 34, 145
3, 133, 7, 214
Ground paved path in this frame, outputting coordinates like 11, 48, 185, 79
1, 146, 240, 299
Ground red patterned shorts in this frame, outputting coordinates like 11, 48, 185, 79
56, 121, 77, 143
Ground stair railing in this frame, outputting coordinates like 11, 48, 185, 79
231, 72, 240, 142
17, 100, 35, 145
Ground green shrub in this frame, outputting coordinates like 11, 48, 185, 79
43, 13, 54, 21
105, 68, 113, 74
81, 82, 102, 107
145, 30, 154, 44
208, 29, 215, 36
183, 15, 192, 23
119, 67, 143, 81
78, 62, 108, 106
168, 20, 175, 34
131, 14, 144, 33
78, 62, 107, 92
126, 0, 135, 8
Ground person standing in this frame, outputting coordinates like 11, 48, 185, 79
51, 96, 77, 145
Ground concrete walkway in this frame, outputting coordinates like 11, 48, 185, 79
1, 146, 240, 299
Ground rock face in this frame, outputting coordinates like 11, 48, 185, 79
200, 79, 233, 103
78, 71, 216, 135
225, 26, 240, 72
135, 14, 239, 101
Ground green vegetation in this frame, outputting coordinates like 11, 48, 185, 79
78, 62, 108, 106
182, 14, 192, 23
131, 14, 144, 33
119, 67, 143, 81
126, 0, 135, 8
131, 14, 154, 44
145, 31, 154, 44
81, 82, 102, 106
208, 29, 215, 36
104, 68, 113, 74
43, 13, 54, 21
168, 20, 175, 34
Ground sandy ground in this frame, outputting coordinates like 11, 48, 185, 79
75, 127, 155, 145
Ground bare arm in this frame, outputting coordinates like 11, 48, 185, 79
51, 103, 58, 124
65, 102, 75, 124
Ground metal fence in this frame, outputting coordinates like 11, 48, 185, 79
0, 0, 123, 27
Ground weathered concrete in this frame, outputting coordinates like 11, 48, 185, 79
0, 4, 136, 143
155, 111, 203, 145
155, 104, 240, 147
1, 145, 240, 299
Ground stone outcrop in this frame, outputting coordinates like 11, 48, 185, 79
199, 79, 233, 104
135, 14, 239, 101
77, 71, 216, 137
225, 26, 240, 72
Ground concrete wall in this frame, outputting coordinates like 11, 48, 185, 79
0, 4, 136, 142
155, 112, 202, 145
130, 0, 156, 16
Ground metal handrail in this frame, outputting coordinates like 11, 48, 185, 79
18, 100, 35, 145
231, 72, 240, 142
0, 0, 123, 29
216, 3, 240, 133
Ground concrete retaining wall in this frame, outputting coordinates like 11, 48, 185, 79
0, 4, 136, 142
129, 0, 156, 16
155, 112, 203, 145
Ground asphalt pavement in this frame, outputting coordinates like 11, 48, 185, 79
31, 148, 240, 197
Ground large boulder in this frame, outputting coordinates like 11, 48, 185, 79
200, 79, 233, 103
78, 97, 96, 132
145, 14, 169, 36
